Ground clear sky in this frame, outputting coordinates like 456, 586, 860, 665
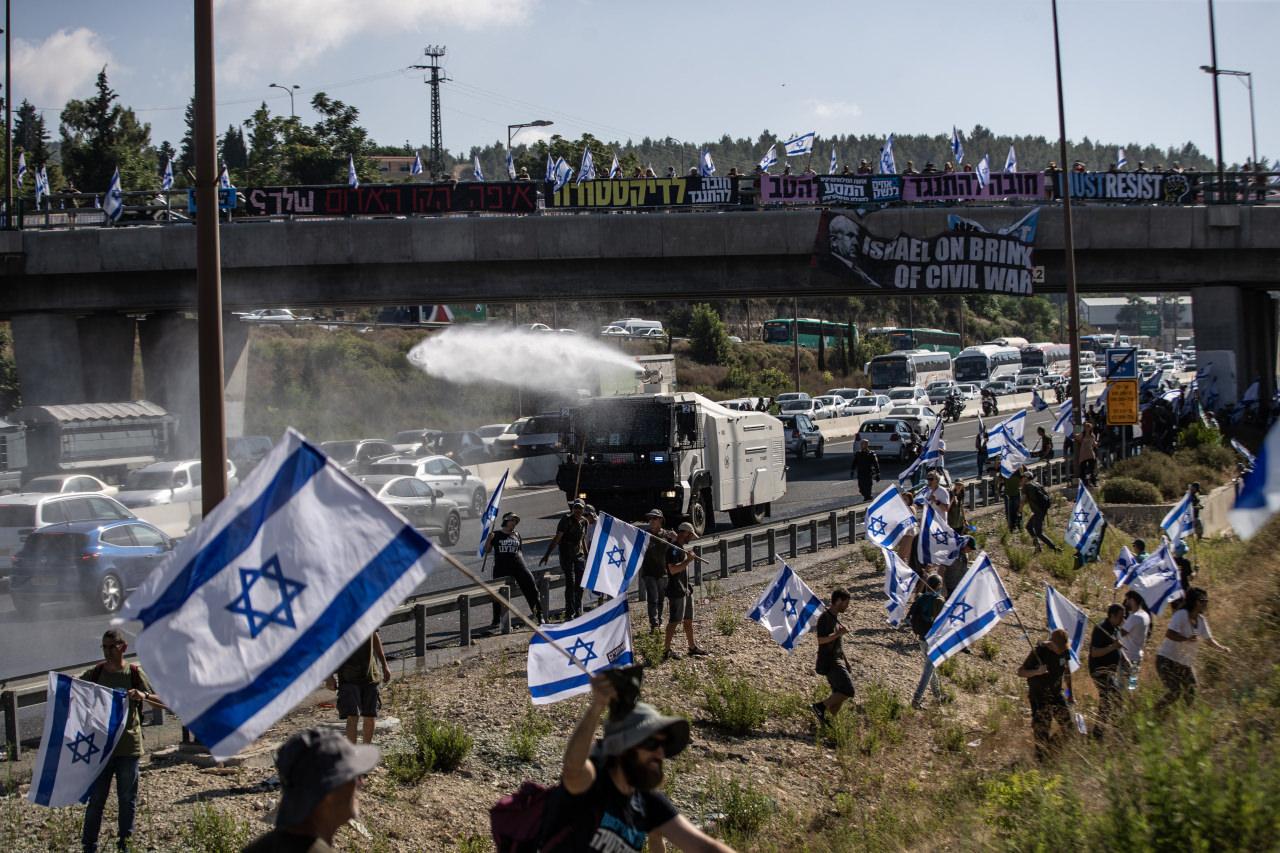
9, 0, 1277, 165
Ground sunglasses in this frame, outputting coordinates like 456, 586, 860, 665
637, 736, 668, 752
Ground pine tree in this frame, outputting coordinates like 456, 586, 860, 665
59, 67, 155, 192
220, 124, 248, 170
13, 100, 51, 162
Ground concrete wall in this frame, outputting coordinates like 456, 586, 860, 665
1099, 482, 1237, 541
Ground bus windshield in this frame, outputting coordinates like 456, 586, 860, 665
763, 322, 790, 344
577, 402, 671, 449
953, 356, 990, 382
870, 359, 912, 389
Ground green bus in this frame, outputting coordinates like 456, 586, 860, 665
865, 327, 962, 357
762, 318, 858, 349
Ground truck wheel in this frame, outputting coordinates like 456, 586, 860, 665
690, 491, 711, 537
730, 504, 766, 527
815, 438, 825, 459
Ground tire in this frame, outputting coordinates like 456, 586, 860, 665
897, 446, 907, 462
815, 438, 825, 459
98, 573, 124, 613
796, 441, 806, 460
689, 491, 711, 537
442, 512, 461, 547
729, 504, 766, 527
470, 487, 486, 518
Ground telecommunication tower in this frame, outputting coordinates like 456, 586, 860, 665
410, 46, 448, 179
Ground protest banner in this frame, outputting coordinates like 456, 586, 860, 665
544, 176, 739, 208
240, 182, 539, 216
901, 172, 1045, 202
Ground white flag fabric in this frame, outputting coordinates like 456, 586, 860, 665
1053, 397, 1074, 433
1126, 545, 1183, 614
950, 126, 965, 164
829, 146, 838, 175
1230, 437, 1256, 470
162, 157, 174, 191
1112, 545, 1139, 588
1064, 483, 1105, 556
748, 562, 824, 651
865, 484, 918, 549
552, 157, 574, 192
986, 410, 1027, 456
699, 150, 716, 177
1044, 584, 1088, 672
758, 144, 778, 172
506, 149, 516, 180
1117, 148, 1128, 169
608, 152, 621, 179
16, 151, 27, 185
35, 166, 49, 207
925, 552, 1014, 666
1161, 489, 1196, 547
916, 504, 962, 567
476, 468, 509, 558
348, 154, 359, 189
528, 595, 633, 704
411, 153, 424, 176
219, 164, 231, 189
473, 153, 485, 182
975, 154, 991, 189
1004, 144, 1017, 173
998, 445, 1030, 478
882, 547, 919, 627
582, 514, 650, 598
115, 429, 442, 760
897, 419, 944, 484
27, 673, 129, 807
783, 132, 815, 156
879, 134, 896, 175
103, 167, 124, 223
576, 147, 594, 184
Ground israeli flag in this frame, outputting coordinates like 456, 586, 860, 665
1161, 489, 1196, 547
916, 504, 962, 567
528, 596, 633, 705
545, 153, 555, 182
575, 148, 596, 185
35, 165, 49, 207
998, 444, 1031, 478
219, 164, 231, 189
608, 152, 621, 179
1044, 584, 1088, 672
1065, 483, 1105, 558
1004, 145, 1017, 174
1140, 369, 1164, 395
699, 149, 715, 177
103, 167, 125, 223
865, 484, 918, 549
950, 126, 965, 164
410, 153, 424, 176
476, 469, 509, 559
17, 151, 27, 186
1230, 418, 1280, 539
1117, 148, 1128, 169
829, 146, 838, 175
1126, 545, 1183, 614
1242, 379, 1261, 405
162, 157, 174, 191
26, 673, 128, 808
348, 154, 359, 189
473, 154, 485, 182
925, 552, 1014, 666
552, 157, 574, 192
506, 149, 516, 180
758, 144, 778, 172
882, 548, 919, 627
1113, 545, 1139, 588
783, 131, 815, 157
975, 154, 991, 189
879, 134, 896, 175
897, 419, 944, 484
1031, 389, 1049, 412
1230, 438, 1256, 470
986, 410, 1027, 457
748, 561, 824, 652
115, 429, 443, 760
583, 513, 650, 598
1052, 397, 1074, 434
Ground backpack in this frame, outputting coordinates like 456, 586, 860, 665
1026, 481, 1051, 511
490, 779, 587, 853
908, 591, 940, 639
86, 663, 144, 693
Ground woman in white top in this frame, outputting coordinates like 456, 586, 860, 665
1155, 588, 1230, 708
1119, 590, 1151, 683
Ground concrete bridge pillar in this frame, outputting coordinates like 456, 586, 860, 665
1192, 286, 1278, 407
10, 313, 86, 405
77, 314, 137, 402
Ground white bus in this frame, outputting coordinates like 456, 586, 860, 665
954, 344, 1023, 386
986, 336, 1030, 350
608, 318, 665, 336
1020, 342, 1073, 376
868, 349, 953, 392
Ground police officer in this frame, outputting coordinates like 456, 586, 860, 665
849, 439, 881, 502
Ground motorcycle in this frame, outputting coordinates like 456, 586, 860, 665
943, 395, 964, 423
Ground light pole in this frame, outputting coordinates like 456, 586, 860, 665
269, 82, 300, 118
1205, 0, 1225, 199
507, 119, 553, 157
1051, 0, 1083, 432
1200, 65, 1257, 167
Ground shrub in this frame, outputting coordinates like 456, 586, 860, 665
389, 706, 473, 782
701, 664, 770, 734
714, 606, 739, 636
688, 303, 733, 365
1101, 476, 1163, 504
1006, 545, 1033, 573
508, 706, 552, 762
1178, 422, 1221, 450
633, 629, 664, 667
183, 804, 253, 853
1174, 443, 1236, 476
859, 542, 882, 564
976, 637, 1000, 661
982, 769, 1086, 851
706, 776, 776, 841
934, 723, 966, 753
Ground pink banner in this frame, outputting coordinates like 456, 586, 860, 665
901, 172, 1045, 202
756, 174, 819, 205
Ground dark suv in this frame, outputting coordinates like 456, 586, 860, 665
778, 413, 824, 458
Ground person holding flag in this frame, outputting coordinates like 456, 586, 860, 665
1087, 604, 1127, 737
813, 587, 853, 722
1155, 587, 1230, 709
663, 523, 708, 661
1017, 628, 1075, 760
907, 574, 946, 710
748, 560, 824, 651
1065, 481, 1106, 565
485, 512, 544, 632
1022, 470, 1062, 554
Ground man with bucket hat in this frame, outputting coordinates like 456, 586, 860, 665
243, 728, 380, 851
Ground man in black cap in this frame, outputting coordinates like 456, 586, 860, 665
243, 728, 380, 852
541, 499, 590, 620
638, 509, 674, 632
549, 676, 734, 852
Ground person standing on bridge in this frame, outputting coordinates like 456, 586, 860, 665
486, 511, 544, 632
541, 499, 590, 620
849, 439, 881, 502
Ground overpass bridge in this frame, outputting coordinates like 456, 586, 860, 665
0, 202, 1276, 453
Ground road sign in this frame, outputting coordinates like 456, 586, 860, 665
1106, 379, 1139, 425
1139, 316, 1160, 336
1105, 347, 1138, 380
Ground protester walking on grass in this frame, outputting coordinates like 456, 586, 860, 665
947, 482, 967, 535
1119, 590, 1151, 686
1076, 421, 1099, 487
80, 629, 163, 853
663, 522, 708, 661
540, 499, 590, 620
1003, 466, 1024, 532
942, 536, 977, 598
1088, 604, 1127, 738
485, 511, 544, 631
639, 509, 674, 632
1021, 469, 1062, 554
1155, 587, 1230, 709
547, 675, 735, 852
327, 629, 390, 746
907, 575, 946, 709
243, 728, 380, 852
812, 588, 854, 723
1017, 628, 1074, 760
849, 439, 880, 502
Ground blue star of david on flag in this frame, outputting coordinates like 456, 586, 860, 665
606, 545, 625, 568
782, 594, 798, 617
946, 601, 974, 625
225, 555, 307, 639
66, 731, 99, 765
565, 637, 598, 667
932, 528, 950, 545
1073, 510, 1090, 524
868, 515, 888, 537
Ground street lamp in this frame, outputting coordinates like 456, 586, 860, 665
1200, 65, 1257, 168
269, 82, 300, 118
508, 119, 553, 151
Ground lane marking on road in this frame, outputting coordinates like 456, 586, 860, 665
504, 486, 562, 500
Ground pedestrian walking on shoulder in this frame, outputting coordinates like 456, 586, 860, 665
1017, 628, 1075, 760
1076, 422, 1099, 487
908, 575, 946, 709
1119, 590, 1151, 687
638, 509, 674, 632
540, 499, 590, 620
663, 523, 708, 660
849, 439, 880, 502
1155, 587, 1230, 709
1021, 470, 1062, 554
327, 629, 390, 746
1088, 604, 1126, 737
80, 630, 163, 853
243, 728, 380, 852
1003, 466, 1025, 532
812, 588, 854, 723
485, 511, 544, 631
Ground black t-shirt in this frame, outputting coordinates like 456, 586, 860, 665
551, 758, 678, 852
1089, 623, 1121, 675
491, 530, 525, 577
556, 514, 589, 560
665, 544, 691, 597
815, 610, 840, 675
640, 529, 673, 578
1022, 643, 1068, 703
243, 828, 335, 852
335, 635, 377, 686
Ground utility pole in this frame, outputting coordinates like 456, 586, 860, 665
411, 46, 448, 179
1051, 0, 1083, 432
5, 0, 12, 225
1206, 0, 1225, 200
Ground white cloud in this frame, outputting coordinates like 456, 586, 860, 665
215, 0, 536, 84
807, 99, 862, 121
11, 28, 114, 108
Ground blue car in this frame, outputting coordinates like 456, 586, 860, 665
9, 519, 174, 614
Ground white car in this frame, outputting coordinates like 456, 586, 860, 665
779, 398, 830, 420
239, 308, 314, 323
887, 387, 930, 404
519, 323, 553, 333
357, 475, 462, 546
854, 419, 918, 461
20, 474, 118, 497
774, 392, 811, 406
885, 405, 939, 435
843, 394, 891, 415
365, 454, 488, 518
115, 460, 239, 508
635, 328, 667, 339
475, 424, 508, 451
493, 417, 530, 457
955, 384, 980, 400
1076, 367, 1102, 385
599, 325, 629, 337
813, 395, 847, 418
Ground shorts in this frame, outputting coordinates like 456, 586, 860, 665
337, 681, 381, 719
824, 664, 855, 698
667, 594, 694, 624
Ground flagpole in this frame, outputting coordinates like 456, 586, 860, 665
1008, 607, 1038, 650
